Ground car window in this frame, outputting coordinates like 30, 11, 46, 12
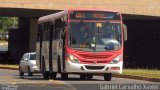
29, 53, 36, 60
26, 54, 29, 60
22, 53, 29, 61
22, 54, 26, 60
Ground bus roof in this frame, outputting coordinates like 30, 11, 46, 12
38, 10, 68, 24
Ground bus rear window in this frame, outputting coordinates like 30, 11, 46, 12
70, 11, 120, 20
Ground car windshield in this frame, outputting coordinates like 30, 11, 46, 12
68, 21, 122, 52
30, 53, 36, 60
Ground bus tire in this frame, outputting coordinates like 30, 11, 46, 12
104, 73, 112, 81
80, 74, 87, 80
57, 56, 61, 73
43, 71, 50, 79
61, 73, 68, 80
86, 74, 93, 79
42, 57, 49, 79
50, 72, 57, 79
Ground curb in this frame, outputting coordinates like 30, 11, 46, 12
113, 74, 160, 83
0, 67, 159, 83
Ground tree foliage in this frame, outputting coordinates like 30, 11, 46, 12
0, 17, 18, 34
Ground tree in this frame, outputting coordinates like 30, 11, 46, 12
0, 17, 18, 34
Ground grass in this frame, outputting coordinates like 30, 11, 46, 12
0, 40, 8, 43
0, 40, 8, 44
0, 64, 18, 68
123, 69, 160, 79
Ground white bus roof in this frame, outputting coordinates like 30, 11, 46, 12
38, 10, 68, 24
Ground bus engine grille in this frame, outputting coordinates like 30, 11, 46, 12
78, 54, 112, 59
85, 65, 104, 70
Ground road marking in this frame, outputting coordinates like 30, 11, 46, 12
48, 79, 76, 90
49, 79, 66, 84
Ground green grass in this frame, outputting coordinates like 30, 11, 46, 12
123, 69, 160, 79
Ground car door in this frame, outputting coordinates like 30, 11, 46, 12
23, 54, 29, 72
20, 54, 27, 72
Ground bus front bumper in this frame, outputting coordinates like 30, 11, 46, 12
65, 60, 123, 74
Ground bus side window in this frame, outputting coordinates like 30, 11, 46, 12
37, 24, 43, 42
61, 17, 67, 39
42, 22, 50, 41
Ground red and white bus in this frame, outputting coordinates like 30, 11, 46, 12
36, 9, 127, 81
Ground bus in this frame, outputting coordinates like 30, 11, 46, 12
36, 9, 127, 81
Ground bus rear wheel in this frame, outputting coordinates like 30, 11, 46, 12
104, 73, 112, 81
42, 57, 49, 79
50, 72, 57, 79
61, 73, 68, 80
43, 71, 50, 79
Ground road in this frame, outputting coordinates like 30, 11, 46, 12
0, 69, 159, 90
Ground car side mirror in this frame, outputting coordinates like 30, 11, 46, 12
123, 24, 127, 41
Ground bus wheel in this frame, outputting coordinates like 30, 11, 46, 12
80, 74, 87, 80
86, 74, 93, 79
43, 71, 50, 79
57, 57, 61, 73
104, 73, 112, 81
61, 73, 68, 80
42, 57, 49, 79
50, 72, 57, 79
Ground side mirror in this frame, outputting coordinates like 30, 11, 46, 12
123, 24, 127, 41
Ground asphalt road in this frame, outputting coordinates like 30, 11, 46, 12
0, 69, 159, 90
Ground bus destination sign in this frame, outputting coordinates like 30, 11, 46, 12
70, 11, 120, 20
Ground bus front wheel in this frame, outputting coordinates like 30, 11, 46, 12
104, 73, 112, 81
80, 74, 93, 80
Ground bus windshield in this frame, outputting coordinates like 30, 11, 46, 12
68, 21, 122, 52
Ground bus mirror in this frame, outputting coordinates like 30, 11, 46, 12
123, 24, 127, 41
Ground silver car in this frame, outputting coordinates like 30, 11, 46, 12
19, 52, 39, 76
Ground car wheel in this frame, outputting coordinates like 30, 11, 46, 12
28, 67, 33, 76
104, 73, 112, 81
19, 67, 24, 76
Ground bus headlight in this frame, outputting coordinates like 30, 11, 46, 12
110, 55, 122, 64
67, 54, 80, 63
